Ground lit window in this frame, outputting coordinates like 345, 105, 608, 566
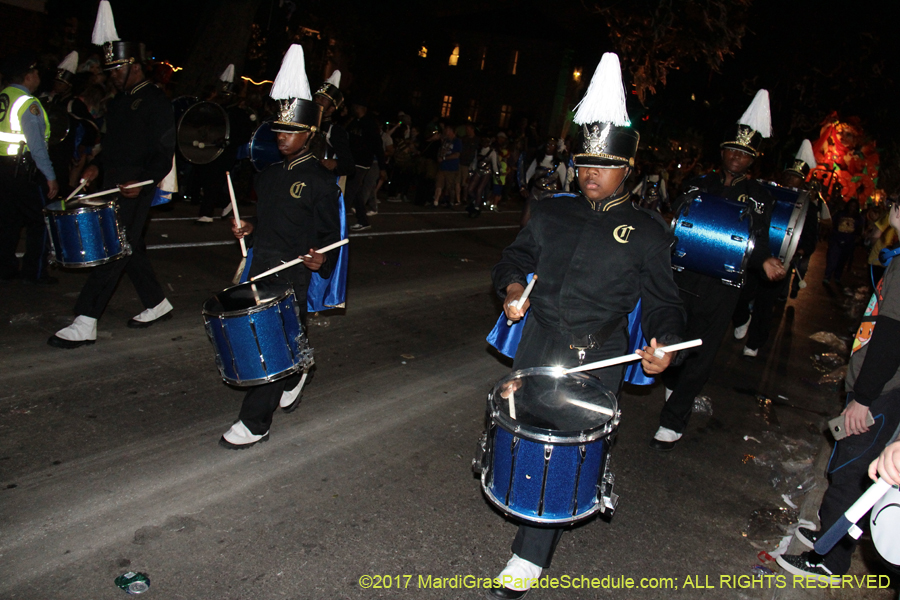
480, 47, 487, 70
499, 105, 512, 128
573, 68, 581, 82
510, 50, 518, 75
418, 46, 427, 58
449, 45, 460, 66
441, 95, 453, 118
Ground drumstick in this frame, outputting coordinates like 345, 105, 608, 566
226, 171, 247, 257
250, 282, 261, 305
567, 398, 616, 417
507, 275, 537, 326
564, 338, 703, 374
70, 180, 155, 203
250, 239, 349, 281
65, 179, 88, 203
508, 390, 516, 420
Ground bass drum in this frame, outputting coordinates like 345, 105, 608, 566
248, 120, 282, 172
759, 181, 810, 266
171, 95, 198, 124
177, 101, 230, 165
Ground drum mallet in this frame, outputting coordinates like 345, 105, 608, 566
814, 478, 892, 555
250, 239, 349, 281
507, 275, 537, 326
564, 339, 703, 374
226, 171, 247, 257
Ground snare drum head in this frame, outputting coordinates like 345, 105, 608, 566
490, 367, 617, 442
203, 281, 294, 316
44, 197, 114, 213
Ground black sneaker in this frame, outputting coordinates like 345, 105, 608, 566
795, 526, 819, 549
775, 552, 840, 584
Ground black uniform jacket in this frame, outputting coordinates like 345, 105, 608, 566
676, 172, 777, 271
249, 153, 342, 290
322, 121, 355, 177
101, 80, 175, 187
493, 192, 686, 343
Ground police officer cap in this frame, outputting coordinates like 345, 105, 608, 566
1, 51, 38, 82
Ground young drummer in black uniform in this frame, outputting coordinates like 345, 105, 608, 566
221, 44, 341, 449
312, 71, 354, 180
486, 53, 686, 599
652, 90, 787, 450
49, 2, 175, 348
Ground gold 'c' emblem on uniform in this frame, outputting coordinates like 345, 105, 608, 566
737, 194, 749, 204
290, 182, 306, 198
613, 224, 635, 244
131, 99, 142, 111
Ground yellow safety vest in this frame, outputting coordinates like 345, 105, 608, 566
0, 85, 51, 157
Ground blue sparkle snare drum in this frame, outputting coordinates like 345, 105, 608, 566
203, 281, 313, 386
43, 198, 130, 267
671, 193, 756, 287
760, 181, 810, 265
475, 367, 620, 525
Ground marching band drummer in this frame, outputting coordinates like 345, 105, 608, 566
49, 2, 176, 348
651, 90, 786, 451
487, 53, 686, 599
221, 44, 341, 449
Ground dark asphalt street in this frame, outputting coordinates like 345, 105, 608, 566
0, 199, 888, 599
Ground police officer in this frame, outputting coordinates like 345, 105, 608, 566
0, 51, 58, 283
49, 12, 176, 348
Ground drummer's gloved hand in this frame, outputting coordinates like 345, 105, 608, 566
302, 248, 326, 271
636, 337, 674, 375
763, 257, 787, 282
503, 283, 529, 322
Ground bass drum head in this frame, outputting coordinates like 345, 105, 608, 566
177, 101, 230, 164
249, 120, 283, 172
489, 367, 618, 444
203, 280, 294, 317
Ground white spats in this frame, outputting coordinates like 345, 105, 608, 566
270, 44, 312, 101
91, 0, 120, 45
220, 64, 235, 83
653, 426, 683, 443
796, 139, 817, 169
573, 52, 629, 127
58, 51, 78, 74
221, 421, 268, 447
132, 298, 174, 323
55, 316, 98, 342
737, 89, 772, 138
497, 554, 543, 592
325, 69, 341, 88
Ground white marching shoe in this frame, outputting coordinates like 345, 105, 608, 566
650, 426, 683, 452
219, 420, 269, 450
488, 554, 542, 598
734, 316, 751, 340
48, 316, 97, 349
279, 368, 312, 413
128, 298, 174, 328
742, 346, 759, 357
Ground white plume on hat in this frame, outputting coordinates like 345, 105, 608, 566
737, 89, 772, 138
326, 70, 341, 88
795, 139, 817, 169
91, 1, 120, 46
573, 52, 630, 127
58, 51, 78, 74
270, 44, 311, 101
220, 64, 235, 83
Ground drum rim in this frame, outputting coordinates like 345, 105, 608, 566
249, 119, 281, 172
488, 366, 619, 444
43, 197, 117, 215
201, 281, 295, 318
216, 361, 309, 387
777, 193, 809, 266
481, 476, 606, 525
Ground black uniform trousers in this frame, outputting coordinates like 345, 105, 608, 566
817, 387, 900, 574
73, 186, 166, 318
732, 271, 782, 352
0, 159, 49, 280
237, 262, 309, 436
508, 317, 626, 568
659, 271, 741, 433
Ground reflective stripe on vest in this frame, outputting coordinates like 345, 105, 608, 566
0, 88, 49, 156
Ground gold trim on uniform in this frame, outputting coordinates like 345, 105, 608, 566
287, 154, 315, 170
129, 80, 151, 95
573, 152, 635, 167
